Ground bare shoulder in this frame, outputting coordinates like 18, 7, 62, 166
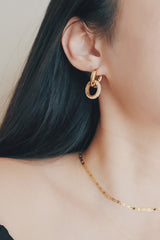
0, 152, 79, 176
0, 152, 81, 209
0, 152, 80, 192
0, 153, 89, 239
0, 154, 113, 239
0, 153, 83, 229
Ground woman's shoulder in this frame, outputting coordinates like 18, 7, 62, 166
0, 153, 85, 239
0, 153, 79, 195
0, 153, 78, 178
0, 152, 85, 206
0, 153, 81, 210
0, 156, 38, 192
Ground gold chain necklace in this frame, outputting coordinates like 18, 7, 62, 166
78, 151, 160, 212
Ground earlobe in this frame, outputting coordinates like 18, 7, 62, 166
61, 17, 102, 72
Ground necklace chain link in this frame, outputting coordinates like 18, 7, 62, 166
78, 152, 160, 212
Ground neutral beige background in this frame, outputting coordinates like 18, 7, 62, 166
0, 0, 50, 124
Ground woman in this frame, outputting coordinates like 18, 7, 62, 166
0, 0, 160, 239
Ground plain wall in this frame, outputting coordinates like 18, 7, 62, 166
0, 0, 50, 124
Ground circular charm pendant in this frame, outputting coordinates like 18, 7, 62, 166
85, 80, 101, 99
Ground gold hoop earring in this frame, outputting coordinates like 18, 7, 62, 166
85, 69, 102, 99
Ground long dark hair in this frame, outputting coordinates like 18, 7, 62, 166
0, 0, 120, 159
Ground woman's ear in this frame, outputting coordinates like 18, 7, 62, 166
61, 17, 102, 72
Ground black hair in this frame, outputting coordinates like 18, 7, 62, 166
0, 0, 120, 159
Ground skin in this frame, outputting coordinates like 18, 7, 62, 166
0, 0, 160, 239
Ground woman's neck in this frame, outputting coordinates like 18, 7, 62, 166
83, 83, 160, 208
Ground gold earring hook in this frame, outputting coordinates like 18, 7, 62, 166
90, 69, 102, 87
